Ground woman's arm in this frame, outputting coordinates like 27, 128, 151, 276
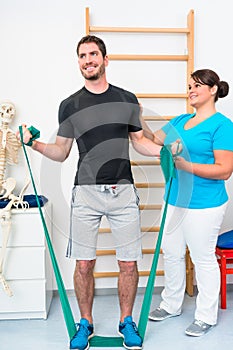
139, 104, 166, 145
139, 115, 166, 146
175, 150, 233, 180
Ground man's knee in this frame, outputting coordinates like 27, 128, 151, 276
118, 260, 138, 273
75, 259, 96, 276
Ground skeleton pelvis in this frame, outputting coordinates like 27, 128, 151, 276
0, 177, 16, 199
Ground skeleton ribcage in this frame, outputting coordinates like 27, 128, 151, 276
0, 131, 21, 188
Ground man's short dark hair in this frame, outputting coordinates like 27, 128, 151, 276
77, 35, 107, 58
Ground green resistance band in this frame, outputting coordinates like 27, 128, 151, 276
137, 143, 177, 340
20, 124, 177, 347
19, 125, 123, 346
19, 126, 77, 340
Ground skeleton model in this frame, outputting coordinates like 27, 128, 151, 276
0, 102, 30, 296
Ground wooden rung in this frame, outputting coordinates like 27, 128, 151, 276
97, 249, 116, 256
143, 116, 174, 121
142, 248, 159, 254
96, 248, 162, 256
135, 182, 164, 188
108, 54, 188, 61
131, 160, 160, 166
98, 226, 160, 233
139, 270, 164, 277
139, 204, 162, 210
98, 228, 112, 233
94, 270, 164, 278
141, 226, 160, 232
89, 26, 190, 34
136, 93, 188, 99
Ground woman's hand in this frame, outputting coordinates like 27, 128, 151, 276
175, 156, 193, 172
175, 150, 233, 180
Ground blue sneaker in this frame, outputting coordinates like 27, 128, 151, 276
118, 316, 143, 349
70, 318, 94, 350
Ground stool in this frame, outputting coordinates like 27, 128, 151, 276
216, 229, 233, 309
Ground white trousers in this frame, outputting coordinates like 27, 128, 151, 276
160, 203, 227, 325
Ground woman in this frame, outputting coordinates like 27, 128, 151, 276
148, 69, 233, 336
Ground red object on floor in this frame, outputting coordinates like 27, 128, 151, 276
216, 246, 233, 309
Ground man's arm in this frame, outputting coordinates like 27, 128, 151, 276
139, 104, 166, 145
129, 128, 181, 157
17, 125, 73, 162
129, 130, 162, 157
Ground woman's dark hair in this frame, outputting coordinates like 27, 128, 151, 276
76, 35, 107, 58
191, 69, 229, 102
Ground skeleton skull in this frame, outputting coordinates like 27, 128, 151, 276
0, 102, 16, 125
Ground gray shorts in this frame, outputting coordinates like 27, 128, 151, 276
66, 184, 142, 261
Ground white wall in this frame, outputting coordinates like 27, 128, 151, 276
1, 0, 233, 290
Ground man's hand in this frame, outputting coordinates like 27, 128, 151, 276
16, 124, 32, 144
170, 140, 182, 156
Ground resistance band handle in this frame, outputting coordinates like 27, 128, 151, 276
24, 125, 40, 146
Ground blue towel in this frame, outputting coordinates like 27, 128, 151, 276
0, 194, 48, 208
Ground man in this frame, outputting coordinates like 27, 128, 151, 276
19, 35, 177, 350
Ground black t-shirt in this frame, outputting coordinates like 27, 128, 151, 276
58, 84, 142, 185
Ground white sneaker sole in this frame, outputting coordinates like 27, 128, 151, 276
148, 312, 181, 321
118, 331, 143, 350
70, 332, 94, 350
185, 326, 214, 337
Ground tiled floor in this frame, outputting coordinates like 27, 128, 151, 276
1, 288, 233, 350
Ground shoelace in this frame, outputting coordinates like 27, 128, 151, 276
123, 321, 140, 336
73, 323, 89, 338
194, 320, 207, 328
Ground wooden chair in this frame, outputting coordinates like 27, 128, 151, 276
216, 229, 233, 309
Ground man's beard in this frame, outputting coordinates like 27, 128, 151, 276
81, 63, 105, 81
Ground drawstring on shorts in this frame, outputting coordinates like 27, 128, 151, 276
100, 185, 118, 197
